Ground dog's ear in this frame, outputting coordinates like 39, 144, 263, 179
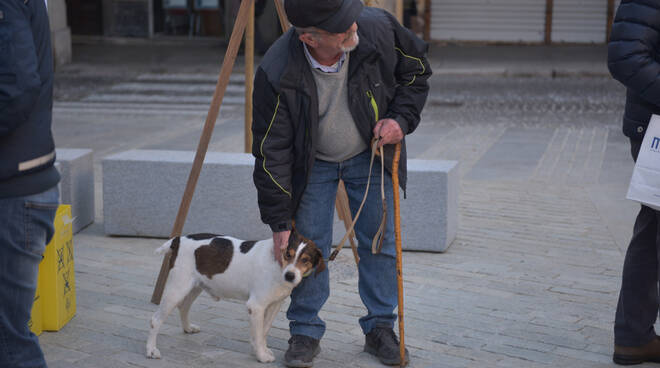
314, 248, 326, 276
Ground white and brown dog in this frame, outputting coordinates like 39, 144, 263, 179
146, 230, 324, 363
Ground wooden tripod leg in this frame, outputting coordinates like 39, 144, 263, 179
150, 0, 255, 305
392, 143, 406, 367
244, 0, 255, 153
335, 180, 359, 265
273, 0, 289, 32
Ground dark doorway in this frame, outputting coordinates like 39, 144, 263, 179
66, 0, 103, 35
154, 0, 164, 33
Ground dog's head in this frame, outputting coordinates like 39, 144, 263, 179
281, 229, 325, 286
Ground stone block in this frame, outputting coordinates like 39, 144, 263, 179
103, 150, 458, 252
47, 0, 72, 67
47, 0, 68, 31
332, 159, 459, 252
51, 27, 72, 68
103, 150, 268, 239
56, 149, 95, 233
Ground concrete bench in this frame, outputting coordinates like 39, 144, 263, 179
55, 148, 94, 233
103, 150, 458, 252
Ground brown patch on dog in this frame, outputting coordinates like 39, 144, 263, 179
194, 237, 233, 279
169, 236, 181, 270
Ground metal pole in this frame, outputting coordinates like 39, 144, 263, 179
423, 0, 431, 41
606, 0, 615, 43
544, 0, 554, 45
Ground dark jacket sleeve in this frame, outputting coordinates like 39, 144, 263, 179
0, 0, 42, 137
608, 0, 660, 106
383, 12, 432, 135
251, 67, 294, 232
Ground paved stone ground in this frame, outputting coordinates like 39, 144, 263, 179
38, 42, 656, 367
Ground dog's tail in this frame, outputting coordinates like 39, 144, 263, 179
155, 237, 178, 255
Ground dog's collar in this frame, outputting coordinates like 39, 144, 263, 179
302, 269, 313, 278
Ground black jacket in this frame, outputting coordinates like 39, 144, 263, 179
252, 7, 431, 232
0, 0, 59, 198
608, 0, 660, 141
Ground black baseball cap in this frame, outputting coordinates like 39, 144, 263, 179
285, 0, 363, 34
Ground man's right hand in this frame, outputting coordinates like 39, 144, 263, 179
272, 230, 291, 266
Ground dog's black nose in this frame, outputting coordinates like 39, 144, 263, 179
285, 272, 295, 282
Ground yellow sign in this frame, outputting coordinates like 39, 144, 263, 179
38, 205, 77, 331
28, 291, 42, 336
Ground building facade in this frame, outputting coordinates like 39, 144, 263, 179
64, 0, 620, 45
430, 0, 620, 43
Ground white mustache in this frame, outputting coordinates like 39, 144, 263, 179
341, 33, 359, 52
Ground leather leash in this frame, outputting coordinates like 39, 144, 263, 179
329, 137, 387, 261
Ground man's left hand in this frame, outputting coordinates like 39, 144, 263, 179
373, 118, 403, 147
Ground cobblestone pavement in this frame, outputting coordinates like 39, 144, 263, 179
39, 43, 654, 367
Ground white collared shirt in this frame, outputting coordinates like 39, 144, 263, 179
303, 43, 346, 73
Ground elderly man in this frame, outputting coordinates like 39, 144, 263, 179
251, 0, 431, 366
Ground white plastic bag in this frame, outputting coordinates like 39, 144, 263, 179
627, 114, 660, 211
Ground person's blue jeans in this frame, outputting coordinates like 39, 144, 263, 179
0, 186, 59, 368
288, 150, 397, 340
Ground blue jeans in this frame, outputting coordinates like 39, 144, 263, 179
288, 150, 397, 340
0, 186, 58, 368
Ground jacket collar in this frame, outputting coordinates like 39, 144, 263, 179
279, 33, 315, 96
348, 28, 380, 77
280, 27, 380, 94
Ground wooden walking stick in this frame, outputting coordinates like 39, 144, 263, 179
392, 142, 407, 367
151, 0, 255, 305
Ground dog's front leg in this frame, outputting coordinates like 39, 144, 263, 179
262, 300, 283, 338
246, 299, 275, 363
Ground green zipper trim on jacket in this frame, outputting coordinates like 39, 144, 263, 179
260, 94, 291, 198
395, 47, 425, 86
366, 90, 379, 122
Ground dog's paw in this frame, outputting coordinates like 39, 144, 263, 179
184, 324, 201, 334
146, 346, 161, 359
256, 348, 275, 363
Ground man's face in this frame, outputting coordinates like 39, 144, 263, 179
308, 22, 360, 54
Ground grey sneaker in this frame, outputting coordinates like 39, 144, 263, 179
285, 335, 320, 368
364, 326, 410, 366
